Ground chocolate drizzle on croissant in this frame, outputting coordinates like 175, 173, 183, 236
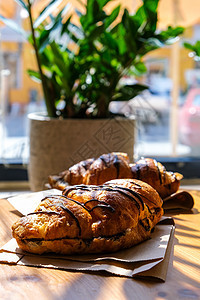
63, 184, 144, 212
48, 153, 182, 200
12, 179, 163, 255
48, 152, 132, 188
130, 158, 183, 199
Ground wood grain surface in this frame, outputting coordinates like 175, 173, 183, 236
0, 190, 199, 300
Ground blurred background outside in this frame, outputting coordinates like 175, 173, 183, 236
0, 0, 200, 167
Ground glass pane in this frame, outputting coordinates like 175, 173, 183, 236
0, 6, 44, 165
179, 87, 200, 156
135, 24, 200, 159
0, 1, 200, 173
134, 56, 175, 159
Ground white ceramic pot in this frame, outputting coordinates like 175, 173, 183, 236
28, 112, 135, 191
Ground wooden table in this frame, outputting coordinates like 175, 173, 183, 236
0, 189, 200, 300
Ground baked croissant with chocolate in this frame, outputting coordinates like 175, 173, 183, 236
130, 158, 183, 199
49, 158, 95, 190
12, 179, 163, 255
48, 152, 132, 189
48, 153, 183, 200
83, 152, 132, 185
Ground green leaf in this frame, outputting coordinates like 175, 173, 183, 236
132, 62, 147, 76
143, 0, 159, 16
159, 26, 184, 42
37, 29, 51, 53
22, 0, 186, 118
113, 84, 148, 101
36, 8, 73, 51
145, 37, 164, 48
184, 41, 200, 57
61, 16, 72, 35
49, 42, 72, 92
183, 42, 195, 51
194, 41, 200, 56
98, 0, 111, 9
143, 0, 159, 32
122, 9, 130, 30
33, 0, 64, 28
121, 10, 137, 54
81, 0, 106, 31
135, 6, 146, 28
126, 14, 139, 38
39, 46, 54, 66
0, 15, 27, 38
27, 70, 41, 83
147, 0, 159, 10
81, 0, 95, 29
88, 24, 105, 40
93, 0, 100, 18
104, 5, 120, 29
117, 24, 127, 55
102, 32, 118, 51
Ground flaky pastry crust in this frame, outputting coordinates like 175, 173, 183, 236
12, 179, 163, 255
83, 152, 132, 185
48, 153, 183, 200
130, 158, 183, 199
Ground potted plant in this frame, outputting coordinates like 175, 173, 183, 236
0, 0, 184, 191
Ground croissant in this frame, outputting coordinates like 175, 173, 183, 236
48, 153, 183, 200
48, 152, 132, 189
83, 152, 132, 185
130, 158, 183, 199
48, 158, 95, 189
12, 179, 163, 255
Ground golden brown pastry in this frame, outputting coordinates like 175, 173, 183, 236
83, 152, 132, 185
12, 179, 163, 255
48, 152, 132, 189
48, 153, 183, 200
130, 158, 183, 199
48, 158, 95, 189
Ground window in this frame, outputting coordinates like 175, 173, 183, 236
0, 1, 200, 184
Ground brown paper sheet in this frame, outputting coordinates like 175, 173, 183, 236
7, 189, 62, 215
1, 190, 175, 281
163, 191, 194, 211
21, 223, 175, 281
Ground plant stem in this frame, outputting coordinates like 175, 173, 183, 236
27, 0, 56, 118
